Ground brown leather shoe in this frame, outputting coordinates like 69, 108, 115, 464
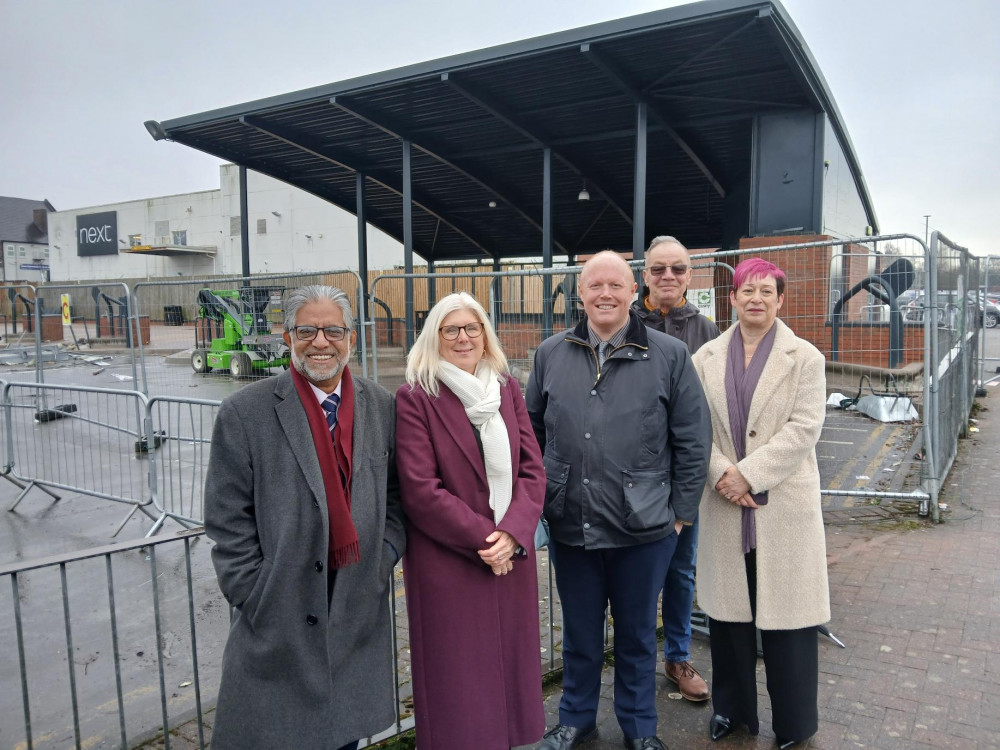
665, 660, 710, 702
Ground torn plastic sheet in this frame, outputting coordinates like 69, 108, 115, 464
827, 392, 918, 423
854, 395, 918, 422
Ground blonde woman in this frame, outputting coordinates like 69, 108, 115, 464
395, 292, 545, 750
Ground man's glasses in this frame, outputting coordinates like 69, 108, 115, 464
291, 325, 350, 342
439, 323, 484, 340
645, 264, 690, 277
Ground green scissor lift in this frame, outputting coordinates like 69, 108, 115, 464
190, 287, 290, 378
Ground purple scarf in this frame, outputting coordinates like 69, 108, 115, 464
724, 323, 777, 553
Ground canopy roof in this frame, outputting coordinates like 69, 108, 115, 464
147, 0, 876, 263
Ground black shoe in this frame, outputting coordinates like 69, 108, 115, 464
623, 737, 667, 749
538, 723, 598, 750
776, 738, 808, 749
709, 714, 734, 741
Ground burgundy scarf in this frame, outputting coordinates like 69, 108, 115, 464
724, 323, 777, 554
291, 365, 360, 569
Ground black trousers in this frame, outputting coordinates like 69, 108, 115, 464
708, 549, 818, 742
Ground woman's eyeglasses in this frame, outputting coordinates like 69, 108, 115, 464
645, 264, 690, 277
439, 323, 484, 340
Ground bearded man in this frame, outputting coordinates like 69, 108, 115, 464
204, 284, 405, 750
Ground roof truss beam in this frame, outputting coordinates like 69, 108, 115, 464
441, 72, 634, 228
171, 132, 415, 253
330, 95, 574, 255
650, 91, 800, 109
643, 18, 758, 91
581, 43, 726, 198
649, 66, 788, 93
238, 115, 496, 260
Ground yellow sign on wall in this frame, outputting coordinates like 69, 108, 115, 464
61, 294, 71, 325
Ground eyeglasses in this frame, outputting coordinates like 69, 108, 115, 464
291, 325, 350, 342
439, 322, 484, 340
645, 264, 690, 277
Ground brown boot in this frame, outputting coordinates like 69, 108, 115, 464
665, 660, 710, 702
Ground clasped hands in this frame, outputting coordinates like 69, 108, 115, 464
715, 466, 758, 509
478, 529, 517, 576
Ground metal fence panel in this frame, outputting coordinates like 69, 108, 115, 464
131, 270, 364, 397
0, 531, 227, 750
32, 282, 139, 385
146, 396, 222, 535
978, 254, 1000, 387
925, 232, 980, 520
370, 237, 935, 513
0, 531, 568, 749
3, 382, 155, 536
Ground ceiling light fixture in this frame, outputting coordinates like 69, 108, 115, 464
488, 200, 497, 208
578, 182, 590, 202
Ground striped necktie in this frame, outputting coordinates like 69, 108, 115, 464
321, 393, 340, 435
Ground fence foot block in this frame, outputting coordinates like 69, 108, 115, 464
134, 430, 166, 455
33, 403, 78, 423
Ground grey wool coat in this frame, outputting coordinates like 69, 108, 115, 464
692, 319, 830, 630
204, 368, 406, 750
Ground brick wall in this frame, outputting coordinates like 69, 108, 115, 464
729, 235, 923, 369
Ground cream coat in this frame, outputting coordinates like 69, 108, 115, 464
692, 319, 830, 630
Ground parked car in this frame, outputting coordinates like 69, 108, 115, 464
903, 291, 1000, 328
970, 292, 1000, 328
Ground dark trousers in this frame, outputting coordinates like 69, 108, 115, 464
551, 534, 676, 739
336, 742, 358, 750
708, 549, 818, 742
661, 518, 698, 663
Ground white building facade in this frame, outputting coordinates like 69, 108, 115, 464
48, 164, 402, 281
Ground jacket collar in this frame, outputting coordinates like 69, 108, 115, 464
569, 309, 649, 348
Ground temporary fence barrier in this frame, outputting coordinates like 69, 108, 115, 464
0, 530, 225, 750
31, 282, 140, 385
977, 255, 1000, 389
145, 396, 221, 536
6, 231, 983, 524
3, 381, 157, 536
0, 529, 568, 749
370, 235, 937, 514
0, 284, 43, 381
923, 232, 980, 521
131, 270, 365, 397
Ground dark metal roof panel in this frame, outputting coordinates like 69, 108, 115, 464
149, 0, 876, 261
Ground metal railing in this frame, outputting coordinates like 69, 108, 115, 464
145, 395, 221, 536
0, 528, 563, 750
3, 381, 158, 536
0, 530, 219, 750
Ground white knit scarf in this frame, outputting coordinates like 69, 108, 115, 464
437, 360, 512, 524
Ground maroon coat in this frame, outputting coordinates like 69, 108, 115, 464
395, 375, 546, 750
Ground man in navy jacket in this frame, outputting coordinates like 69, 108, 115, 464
527, 251, 711, 750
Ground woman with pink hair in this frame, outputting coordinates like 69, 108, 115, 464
691, 258, 829, 749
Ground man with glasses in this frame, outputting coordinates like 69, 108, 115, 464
528, 251, 711, 750
634, 236, 720, 704
204, 284, 405, 750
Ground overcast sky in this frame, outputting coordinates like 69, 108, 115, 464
1, 0, 996, 253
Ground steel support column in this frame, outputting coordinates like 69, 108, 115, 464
542, 148, 554, 339
632, 103, 648, 265
492, 258, 503, 324
239, 166, 250, 278
403, 140, 415, 350
356, 173, 369, 319
427, 260, 437, 309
